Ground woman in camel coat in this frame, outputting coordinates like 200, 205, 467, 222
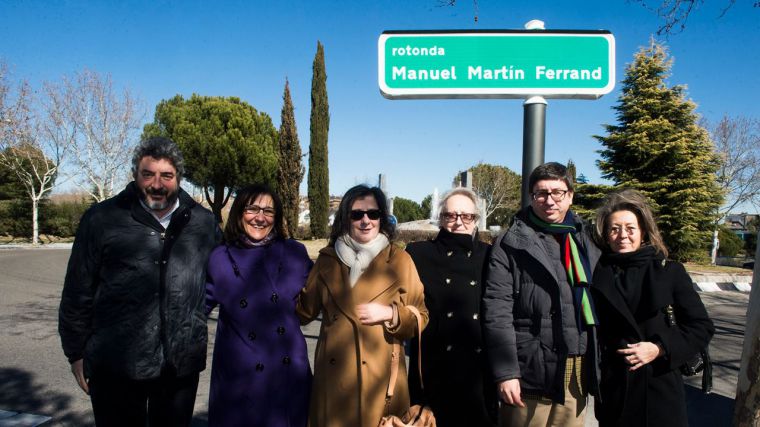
297, 184, 428, 427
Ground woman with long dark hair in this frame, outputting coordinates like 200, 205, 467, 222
591, 189, 714, 427
297, 184, 428, 427
205, 184, 312, 427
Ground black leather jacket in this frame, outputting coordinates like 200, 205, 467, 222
59, 182, 220, 380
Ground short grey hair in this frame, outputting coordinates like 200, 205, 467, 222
131, 136, 186, 179
438, 187, 481, 226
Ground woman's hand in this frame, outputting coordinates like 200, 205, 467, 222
356, 303, 393, 325
617, 342, 662, 371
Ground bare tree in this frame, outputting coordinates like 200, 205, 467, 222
0, 63, 70, 245
440, 1, 757, 34
710, 115, 760, 264
436, 0, 479, 22
456, 163, 521, 223
629, 0, 758, 35
48, 69, 143, 202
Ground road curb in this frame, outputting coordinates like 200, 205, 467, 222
690, 272, 753, 292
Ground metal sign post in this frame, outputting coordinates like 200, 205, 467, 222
522, 96, 547, 208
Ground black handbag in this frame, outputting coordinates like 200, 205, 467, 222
679, 350, 705, 376
665, 305, 712, 393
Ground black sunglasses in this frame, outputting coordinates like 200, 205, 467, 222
350, 209, 382, 221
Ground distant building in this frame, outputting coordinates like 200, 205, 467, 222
298, 195, 342, 226
724, 213, 759, 242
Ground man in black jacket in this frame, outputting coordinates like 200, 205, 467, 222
482, 162, 600, 427
59, 137, 220, 426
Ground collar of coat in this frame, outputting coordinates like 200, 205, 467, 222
501, 207, 592, 285
118, 182, 197, 231
592, 251, 674, 338
315, 241, 407, 324
435, 226, 477, 252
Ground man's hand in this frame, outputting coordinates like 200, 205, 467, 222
498, 378, 525, 407
617, 342, 661, 371
70, 359, 89, 394
356, 303, 393, 325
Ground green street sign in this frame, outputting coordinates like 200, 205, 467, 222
378, 30, 615, 100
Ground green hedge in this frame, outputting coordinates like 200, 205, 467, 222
44, 200, 92, 237
395, 229, 495, 245
0, 198, 91, 238
0, 199, 32, 237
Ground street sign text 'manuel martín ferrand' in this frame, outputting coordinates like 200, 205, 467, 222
378, 30, 615, 100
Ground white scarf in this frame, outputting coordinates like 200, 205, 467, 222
335, 233, 390, 288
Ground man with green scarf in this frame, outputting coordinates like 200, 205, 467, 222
482, 162, 601, 427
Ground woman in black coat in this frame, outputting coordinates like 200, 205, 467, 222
406, 188, 495, 427
591, 189, 714, 427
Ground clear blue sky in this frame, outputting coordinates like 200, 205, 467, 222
1, 0, 758, 206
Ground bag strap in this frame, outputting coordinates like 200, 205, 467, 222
385, 305, 425, 400
406, 305, 425, 389
701, 348, 713, 393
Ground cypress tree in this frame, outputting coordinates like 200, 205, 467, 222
595, 40, 722, 261
277, 79, 304, 238
308, 41, 330, 238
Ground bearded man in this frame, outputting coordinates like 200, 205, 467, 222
59, 136, 220, 426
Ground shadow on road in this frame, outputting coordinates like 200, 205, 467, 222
0, 368, 211, 426
190, 412, 208, 427
685, 385, 735, 427
0, 367, 89, 426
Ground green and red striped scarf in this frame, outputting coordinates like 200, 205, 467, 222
529, 210, 598, 328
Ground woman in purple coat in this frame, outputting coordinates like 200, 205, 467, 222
206, 184, 313, 427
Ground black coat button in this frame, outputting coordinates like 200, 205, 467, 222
271, 292, 279, 303
282, 356, 291, 365
239, 298, 248, 308
248, 332, 256, 341
329, 358, 336, 365
255, 363, 264, 371
277, 326, 285, 335
331, 314, 338, 321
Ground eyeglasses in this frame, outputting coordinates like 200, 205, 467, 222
350, 209, 382, 221
441, 212, 478, 224
531, 189, 569, 203
608, 226, 639, 237
244, 205, 276, 217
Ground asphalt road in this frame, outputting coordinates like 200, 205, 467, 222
0, 247, 750, 426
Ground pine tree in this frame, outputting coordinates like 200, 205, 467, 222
566, 159, 577, 184
595, 40, 722, 261
277, 79, 304, 238
143, 94, 279, 223
308, 41, 330, 238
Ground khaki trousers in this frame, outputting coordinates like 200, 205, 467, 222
498, 357, 587, 427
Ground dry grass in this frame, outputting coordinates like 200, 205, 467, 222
683, 262, 753, 275
297, 239, 329, 260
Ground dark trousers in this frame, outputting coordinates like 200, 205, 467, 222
89, 371, 200, 427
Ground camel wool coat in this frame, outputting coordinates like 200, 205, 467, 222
297, 242, 429, 427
